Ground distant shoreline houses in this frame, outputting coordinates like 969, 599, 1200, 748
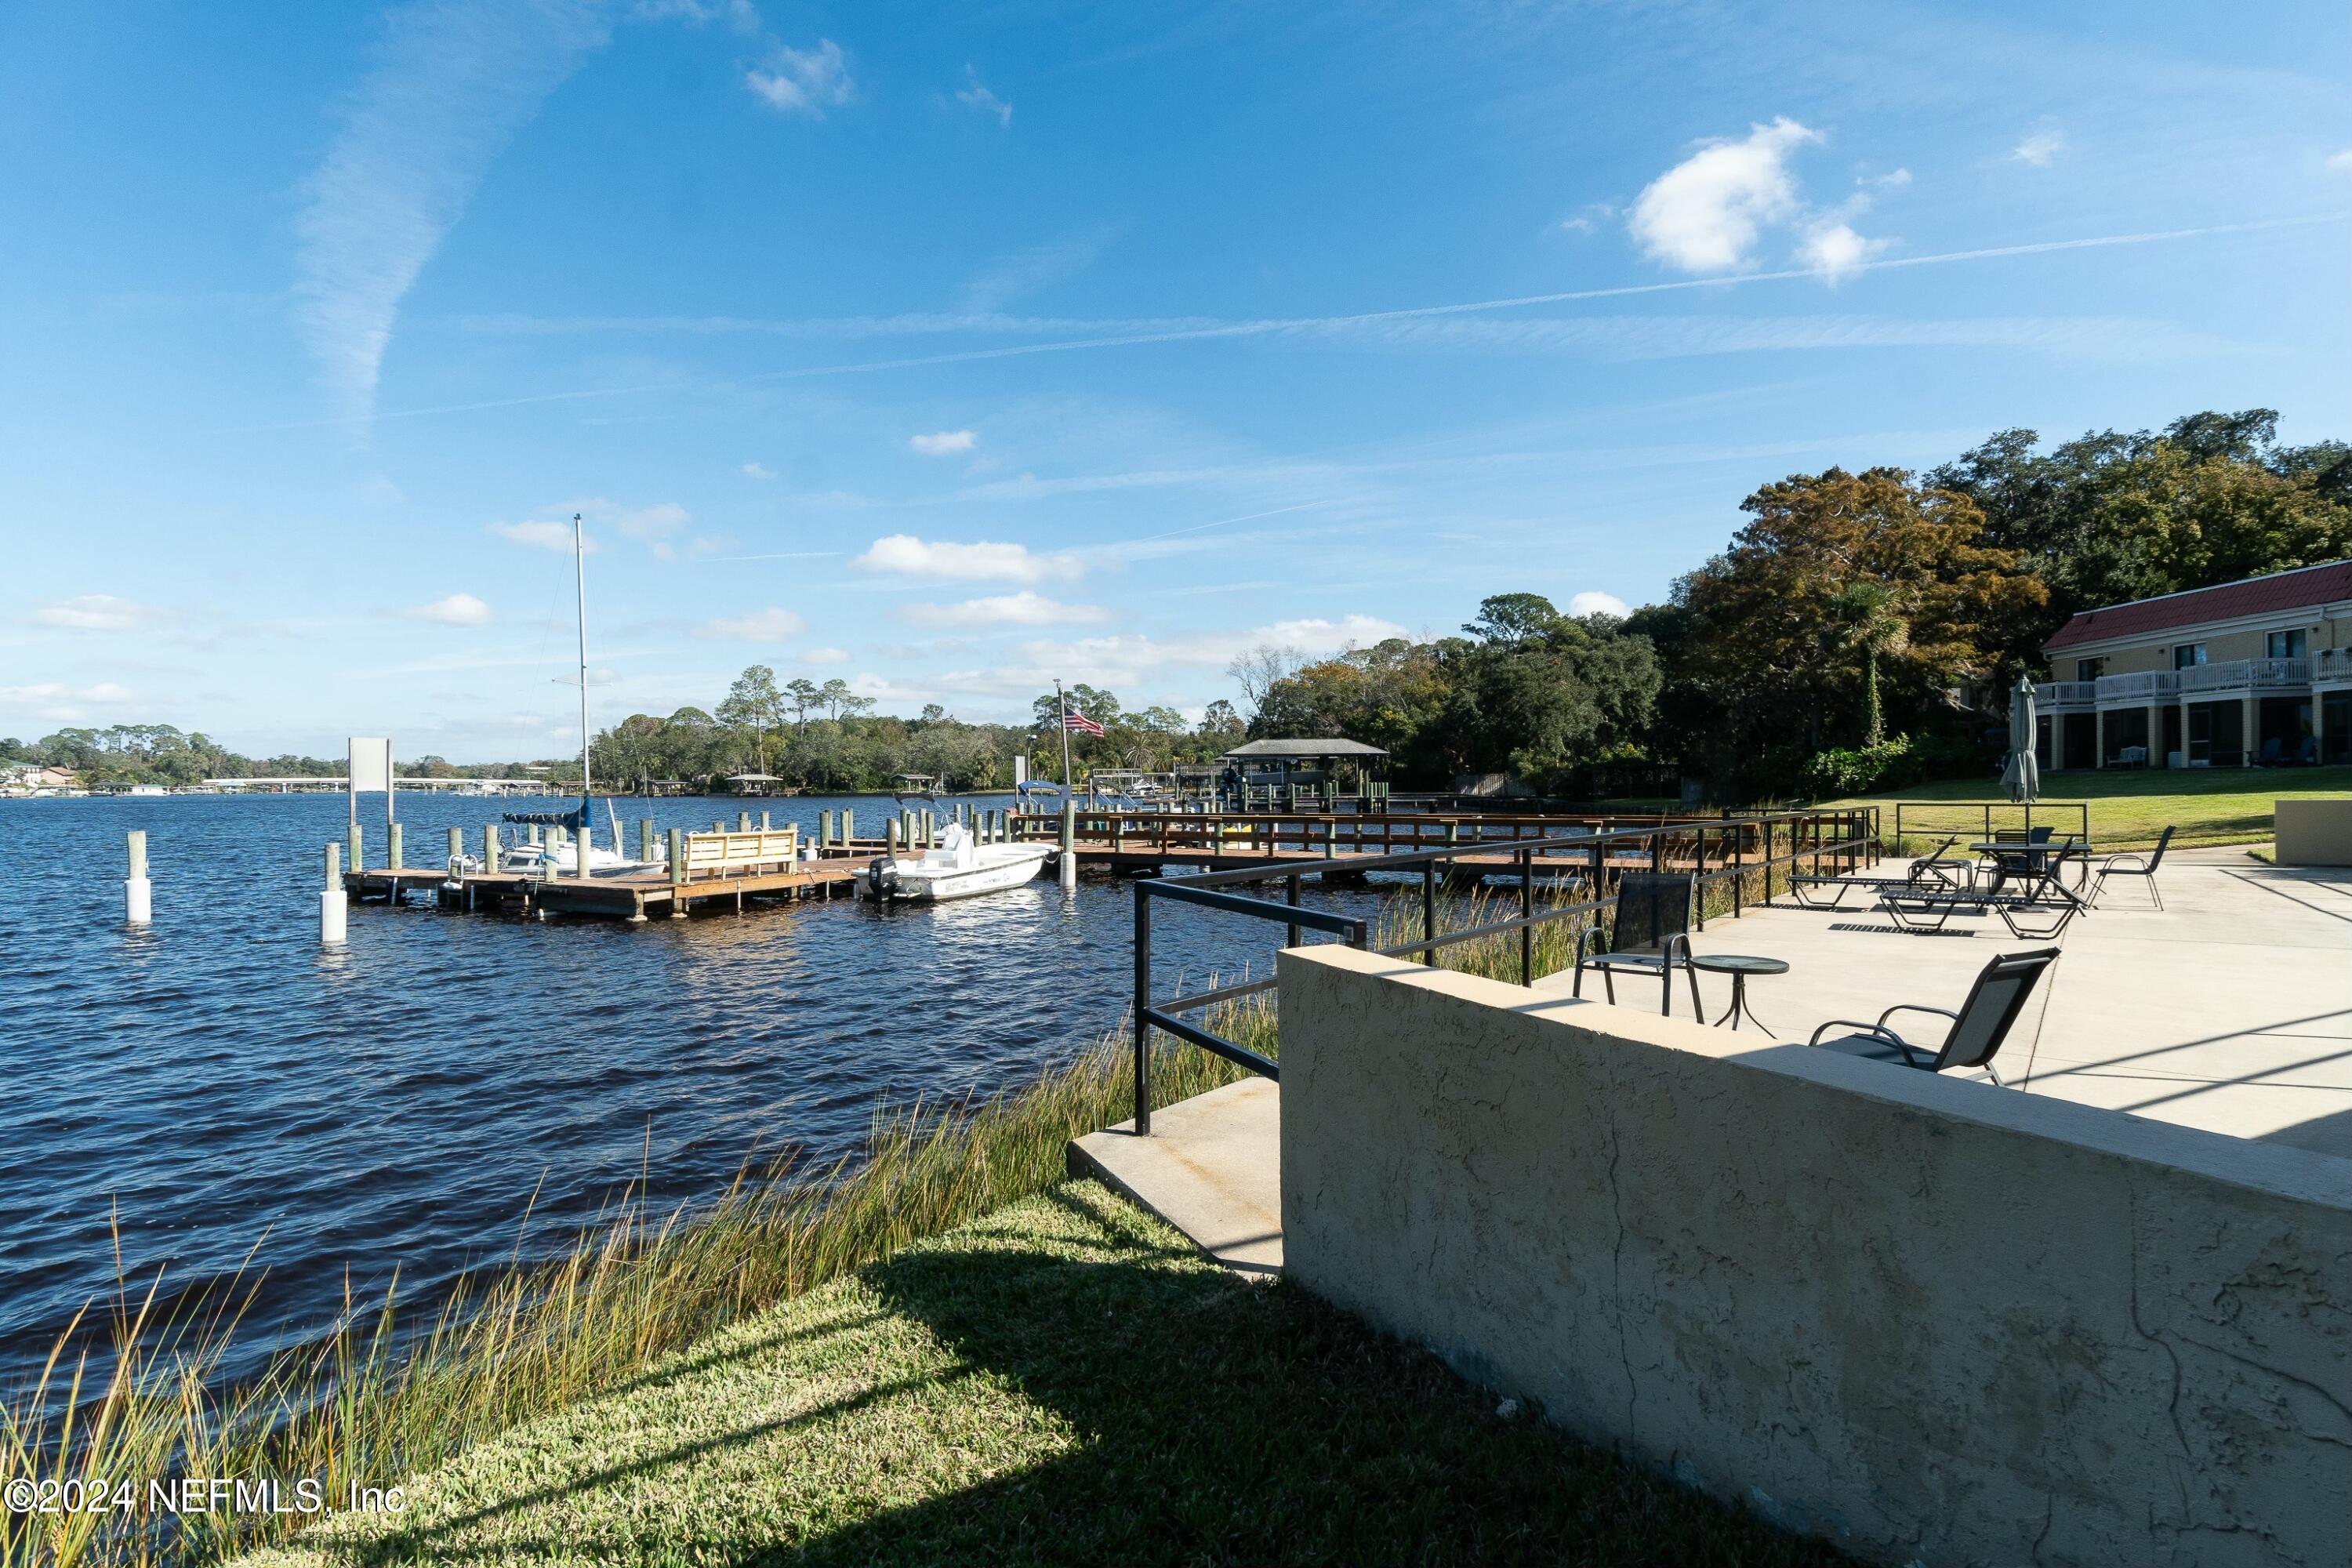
2037, 560, 2350, 771
1, 763, 82, 796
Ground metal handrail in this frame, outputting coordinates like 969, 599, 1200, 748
1127, 808, 1878, 1133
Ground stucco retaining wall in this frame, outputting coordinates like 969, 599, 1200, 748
1276, 946, 2350, 1567
2274, 798, 2352, 867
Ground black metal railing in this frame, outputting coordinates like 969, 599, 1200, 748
1128, 807, 1879, 1133
1892, 800, 2090, 848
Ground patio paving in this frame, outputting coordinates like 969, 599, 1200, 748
1533, 848, 2352, 1156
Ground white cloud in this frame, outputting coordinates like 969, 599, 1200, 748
956, 66, 1011, 127
746, 38, 851, 116
293, 2, 614, 426
1868, 167, 1912, 188
695, 607, 808, 641
853, 534, 1084, 584
29, 594, 174, 632
615, 501, 688, 540
742, 461, 775, 479
804, 646, 851, 664
1628, 118, 1821, 274
1798, 222, 1880, 283
909, 429, 978, 456
0, 681, 137, 720
401, 593, 493, 626
1559, 201, 1616, 235
2328, 148, 2350, 172
900, 592, 1109, 629
1566, 590, 1631, 619
488, 519, 586, 552
2012, 131, 2065, 167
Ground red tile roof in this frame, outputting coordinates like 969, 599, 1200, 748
2043, 561, 2352, 652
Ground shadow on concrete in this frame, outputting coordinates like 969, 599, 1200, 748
2257, 1108, 2352, 1160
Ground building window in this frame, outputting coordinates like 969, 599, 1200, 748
2266, 629, 2307, 659
2074, 657, 2103, 681
2172, 643, 2208, 670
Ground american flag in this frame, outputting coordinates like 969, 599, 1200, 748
1062, 709, 1105, 736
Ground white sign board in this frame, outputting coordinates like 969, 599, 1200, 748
348, 737, 394, 794
1013, 753, 1028, 786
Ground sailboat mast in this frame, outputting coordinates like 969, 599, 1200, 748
574, 511, 590, 806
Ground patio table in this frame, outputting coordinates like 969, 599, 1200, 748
1690, 953, 1789, 1036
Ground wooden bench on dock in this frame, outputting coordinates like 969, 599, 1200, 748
679, 826, 800, 877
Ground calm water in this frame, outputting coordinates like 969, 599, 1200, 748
0, 793, 1373, 1388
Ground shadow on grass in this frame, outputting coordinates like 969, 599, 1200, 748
313, 1184, 1849, 1567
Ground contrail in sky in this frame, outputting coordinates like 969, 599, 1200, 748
223, 214, 2336, 433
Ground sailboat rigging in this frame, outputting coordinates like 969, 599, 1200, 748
499, 513, 657, 878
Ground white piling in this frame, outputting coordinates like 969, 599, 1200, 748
321, 841, 347, 945
1058, 801, 1077, 890
125, 829, 152, 925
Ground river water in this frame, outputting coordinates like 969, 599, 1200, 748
0, 792, 1376, 1388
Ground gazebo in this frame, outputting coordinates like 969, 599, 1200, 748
1218, 738, 1390, 808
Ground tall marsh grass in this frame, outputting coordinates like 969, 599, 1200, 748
0, 1016, 1257, 1568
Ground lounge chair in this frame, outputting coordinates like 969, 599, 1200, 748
1877, 880, 2085, 939
1790, 837, 1973, 908
2088, 825, 2175, 910
1573, 872, 1704, 1018
1807, 948, 2061, 1087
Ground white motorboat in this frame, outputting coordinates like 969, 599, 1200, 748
863, 823, 1051, 902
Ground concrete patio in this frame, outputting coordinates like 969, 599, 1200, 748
1076, 847, 2348, 1276
1533, 848, 2350, 1156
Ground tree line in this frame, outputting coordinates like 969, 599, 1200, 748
1243, 409, 2351, 800
586, 670, 1248, 793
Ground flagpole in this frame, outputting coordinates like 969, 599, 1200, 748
1056, 680, 1073, 790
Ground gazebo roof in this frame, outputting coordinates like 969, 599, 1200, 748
1220, 738, 1388, 760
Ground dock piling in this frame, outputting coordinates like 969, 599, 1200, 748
321, 842, 347, 944
1058, 800, 1076, 889
640, 818, 654, 862
446, 826, 463, 873
388, 822, 403, 871
484, 825, 499, 873
841, 808, 855, 847
667, 827, 685, 917
125, 829, 152, 925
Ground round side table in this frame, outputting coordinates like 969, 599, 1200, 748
1688, 954, 1790, 1036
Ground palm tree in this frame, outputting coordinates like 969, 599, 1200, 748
1824, 582, 1910, 747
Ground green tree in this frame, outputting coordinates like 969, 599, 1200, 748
1821, 582, 1910, 747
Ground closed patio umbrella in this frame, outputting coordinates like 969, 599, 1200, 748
1999, 677, 2040, 822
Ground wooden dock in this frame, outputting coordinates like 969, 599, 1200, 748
332, 806, 1870, 925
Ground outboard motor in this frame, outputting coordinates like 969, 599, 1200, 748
865, 856, 899, 901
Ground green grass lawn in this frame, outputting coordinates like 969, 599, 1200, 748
243, 1183, 1848, 1568
1830, 764, 2349, 850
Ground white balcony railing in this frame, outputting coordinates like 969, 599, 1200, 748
2094, 670, 2179, 703
2177, 657, 2310, 695
2037, 680, 2097, 707
2314, 648, 2352, 684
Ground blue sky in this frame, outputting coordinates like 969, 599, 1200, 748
3, 0, 2346, 760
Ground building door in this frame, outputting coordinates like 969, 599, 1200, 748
2325, 692, 2351, 765
2187, 703, 2213, 764
2062, 715, 2096, 770
2161, 706, 2183, 766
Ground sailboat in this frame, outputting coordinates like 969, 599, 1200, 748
501, 514, 659, 879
